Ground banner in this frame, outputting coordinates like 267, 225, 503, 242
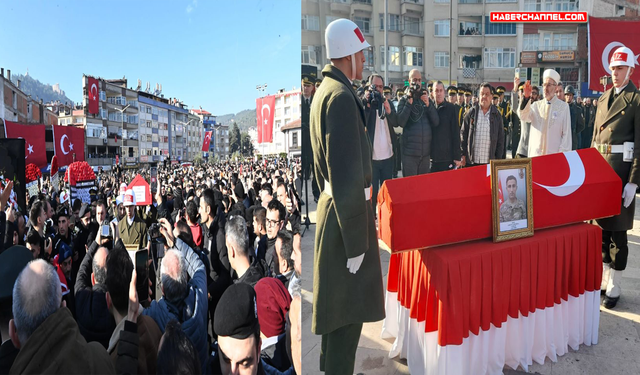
588, 17, 640, 91
0, 139, 26, 213
53, 125, 86, 167
70, 180, 96, 204
202, 130, 213, 151
256, 95, 275, 143
4, 121, 47, 168
87, 77, 99, 115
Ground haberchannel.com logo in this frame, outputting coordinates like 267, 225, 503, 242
490, 12, 588, 23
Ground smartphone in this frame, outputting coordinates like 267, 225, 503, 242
515, 68, 520, 80
150, 167, 158, 193
135, 250, 149, 301
101, 225, 110, 238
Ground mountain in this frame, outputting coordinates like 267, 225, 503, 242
9, 73, 75, 105
216, 109, 256, 132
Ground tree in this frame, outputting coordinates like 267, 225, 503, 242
240, 132, 254, 157
229, 122, 241, 155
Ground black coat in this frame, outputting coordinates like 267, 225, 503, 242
461, 104, 505, 164
362, 96, 398, 161
396, 96, 440, 157
569, 101, 585, 150
431, 100, 462, 163
75, 240, 116, 349
201, 211, 231, 290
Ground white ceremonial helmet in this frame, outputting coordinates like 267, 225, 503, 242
609, 46, 636, 69
325, 18, 370, 59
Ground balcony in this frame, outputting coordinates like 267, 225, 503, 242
105, 84, 122, 95
458, 0, 483, 16
402, 26, 423, 37
457, 67, 482, 80
87, 157, 115, 167
351, 0, 372, 15
458, 35, 483, 48
401, 0, 423, 16
330, 0, 350, 14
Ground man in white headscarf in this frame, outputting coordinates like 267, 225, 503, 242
518, 69, 572, 156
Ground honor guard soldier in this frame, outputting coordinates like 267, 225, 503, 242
309, 18, 385, 373
448, 86, 463, 127
593, 46, 640, 309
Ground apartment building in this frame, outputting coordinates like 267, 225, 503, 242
186, 112, 203, 161
302, 0, 519, 92
190, 109, 229, 159
256, 87, 301, 156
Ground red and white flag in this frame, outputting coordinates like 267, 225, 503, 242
588, 17, 640, 91
202, 130, 213, 151
87, 77, 100, 115
4, 120, 47, 168
53, 125, 85, 167
256, 95, 275, 143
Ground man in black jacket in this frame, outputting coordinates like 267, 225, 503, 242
199, 188, 230, 338
431, 81, 462, 173
396, 69, 440, 176
461, 83, 505, 166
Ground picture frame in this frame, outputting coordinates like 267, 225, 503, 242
491, 158, 534, 242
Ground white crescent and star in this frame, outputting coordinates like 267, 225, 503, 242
486, 151, 585, 197
261, 104, 271, 126
60, 134, 74, 155
17, 137, 32, 159
601, 41, 640, 74
90, 83, 98, 100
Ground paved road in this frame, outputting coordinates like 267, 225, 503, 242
300, 178, 640, 374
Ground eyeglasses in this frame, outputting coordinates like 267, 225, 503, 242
266, 218, 282, 227
542, 83, 557, 87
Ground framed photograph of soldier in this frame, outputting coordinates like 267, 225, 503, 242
491, 158, 534, 242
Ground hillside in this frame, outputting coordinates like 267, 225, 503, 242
9, 73, 75, 105
216, 109, 256, 132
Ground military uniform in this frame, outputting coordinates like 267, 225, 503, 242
310, 64, 385, 373
499, 199, 527, 222
568, 101, 585, 150
118, 213, 148, 249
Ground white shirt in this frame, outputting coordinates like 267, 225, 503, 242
615, 83, 629, 95
518, 95, 571, 156
473, 107, 492, 164
372, 111, 394, 161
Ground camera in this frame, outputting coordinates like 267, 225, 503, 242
407, 82, 426, 102
148, 222, 165, 244
366, 85, 385, 115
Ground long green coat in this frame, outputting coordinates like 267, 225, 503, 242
118, 213, 149, 249
593, 81, 640, 231
310, 64, 385, 335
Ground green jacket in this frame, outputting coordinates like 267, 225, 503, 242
593, 81, 640, 231
310, 64, 385, 335
118, 213, 148, 249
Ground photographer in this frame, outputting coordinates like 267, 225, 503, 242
396, 69, 440, 176
361, 74, 399, 203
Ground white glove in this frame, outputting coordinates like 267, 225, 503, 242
622, 182, 638, 208
346, 253, 365, 274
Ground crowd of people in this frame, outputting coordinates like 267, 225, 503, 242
0, 157, 304, 375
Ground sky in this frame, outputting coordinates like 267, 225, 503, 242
0, 0, 300, 115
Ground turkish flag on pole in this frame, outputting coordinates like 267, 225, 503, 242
53, 125, 85, 167
256, 95, 275, 143
202, 130, 213, 151
588, 17, 640, 91
4, 120, 47, 168
87, 77, 99, 115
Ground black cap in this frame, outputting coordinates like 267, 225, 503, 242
79, 203, 91, 219
214, 283, 259, 339
0, 246, 33, 301
56, 205, 70, 220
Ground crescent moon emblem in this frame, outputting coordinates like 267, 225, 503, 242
602, 41, 625, 75
261, 104, 270, 119
91, 83, 98, 99
60, 134, 70, 155
534, 151, 585, 196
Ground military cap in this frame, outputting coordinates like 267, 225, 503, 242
427, 82, 433, 90
465, 90, 472, 96
496, 86, 506, 94
214, 283, 259, 339
447, 86, 458, 95
396, 89, 405, 97
302, 75, 314, 86
383, 86, 392, 94
493, 93, 499, 99
78, 202, 91, 219
0, 246, 33, 302
56, 205, 70, 220
458, 87, 466, 95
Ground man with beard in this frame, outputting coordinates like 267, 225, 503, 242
117, 190, 148, 249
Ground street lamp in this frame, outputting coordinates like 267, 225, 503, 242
116, 104, 130, 165
256, 83, 267, 158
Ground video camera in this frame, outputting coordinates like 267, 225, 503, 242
365, 84, 385, 115
406, 82, 427, 102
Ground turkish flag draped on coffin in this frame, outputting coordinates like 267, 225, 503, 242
87, 77, 100, 115
256, 95, 275, 143
53, 125, 85, 167
202, 130, 213, 152
4, 120, 47, 168
588, 17, 640, 91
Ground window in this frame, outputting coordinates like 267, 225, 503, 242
435, 0, 449, 3
285, 95, 290, 105
404, 47, 423, 67
459, 54, 482, 69
404, 16, 422, 35
484, 48, 516, 68
302, 15, 319, 31
326, 16, 338, 26
380, 46, 401, 71
380, 14, 400, 31
553, 33, 575, 50
147, 121, 152, 128
354, 17, 371, 34
543, 32, 552, 50
616, 5, 625, 16
524, 0, 553, 11
284, 107, 291, 116
487, 0, 517, 2
484, 17, 516, 35
301, 45, 317, 65
435, 52, 449, 68
100, 108, 108, 120
363, 47, 374, 69
459, 21, 481, 35
523, 34, 539, 51
555, 0, 577, 11
146, 106, 151, 114
435, 20, 450, 36
99, 91, 106, 101
292, 132, 298, 147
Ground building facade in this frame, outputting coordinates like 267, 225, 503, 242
256, 87, 301, 156
281, 118, 301, 158
191, 109, 229, 160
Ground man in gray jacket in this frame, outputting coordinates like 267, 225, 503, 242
396, 69, 440, 176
